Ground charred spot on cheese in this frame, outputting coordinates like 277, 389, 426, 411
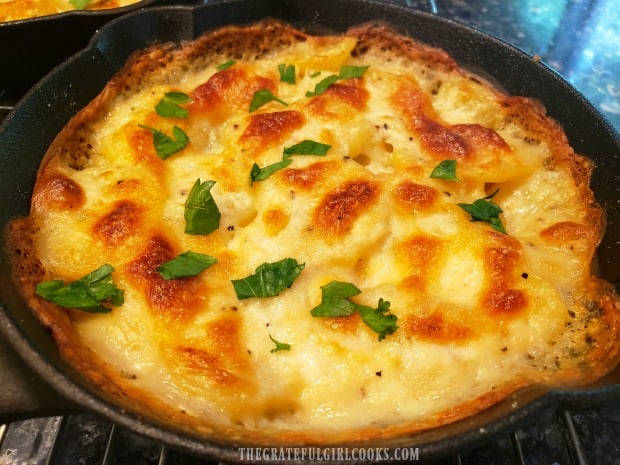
540, 221, 597, 244
239, 110, 305, 158
125, 236, 204, 319
392, 85, 465, 158
322, 311, 364, 334
484, 287, 527, 315
394, 236, 443, 294
450, 123, 511, 154
393, 85, 509, 162
419, 118, 471, 160
324, 80, 368, 110
399, 236, 442, 271
313, 180, 379, 238
484, 235, 522, 279
173, 345, 251, 389
481, 235, 528, 315
393, 181, 438, 211
306, 81, 369, 118
172, 315, 254, 389
402, 311, 472, 342
9, 19, 620, 442
189, 67, 276, 123
93, 201, 142, 245
32, 172, 85, 211
129, 126, 162, 165
280, 160, 338, 190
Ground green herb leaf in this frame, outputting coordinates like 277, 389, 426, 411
430, 159, 460, 182
250, 140, 331, 184
269, 334, 291, 353
306, 65, 369, 97
357, 299, 398, 341
283, 140, 332, 157
278, 64, 296, 84
249, 89, 288, 113
139, 125, 189, 159
250, 158, 292, 184
232, 258, 305, 300
36, 264, 123, 313
338, 65, 369, 79
306, 74, 340, 97
69, 0, 94, 9
155, 92, 192, 119
157, 251, 217, 280
457, 189, 506, 233
310, 281, 397, 340
216, 60, 236, 71
310, 281, 361, 317
184, 179, 221, 235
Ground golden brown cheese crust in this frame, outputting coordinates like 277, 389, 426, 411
0, 0, 141, 22
7, 20, 620, 444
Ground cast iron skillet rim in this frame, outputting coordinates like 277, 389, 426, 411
1, 0, 619, 461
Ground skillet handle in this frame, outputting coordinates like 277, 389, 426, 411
0, 334, 80, 423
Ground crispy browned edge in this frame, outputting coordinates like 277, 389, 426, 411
5, 19, 620, 444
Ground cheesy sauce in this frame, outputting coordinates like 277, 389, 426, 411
9, 21, 620, 442
0, 0, 142, 22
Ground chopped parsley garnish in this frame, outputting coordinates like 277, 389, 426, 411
310, 281, 360, 317
338, 65, 370, 79
357, 299, 397, 341
278, 64, 296, 84
250, 159, 292, 184
139, 125, 189, 159
184, 179, 221, 235
232, 258, 305, 300
269, 334, 291, 353
155, 92, 192, 119
311, 281, 398, 341
249, 89, 288, 113
458, 189, 506, 233
69, 0, 94, 9
306, 65, 369, 97
283, 140, 332, 157
157, 251, 217, 280
36, 264, 123, 313
216, 60, 236, 71
430, 159, 460, 182
307, 75, 340, 97
250, 139, 332, 184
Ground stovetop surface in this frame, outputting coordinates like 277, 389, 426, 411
1, 0, 618, 464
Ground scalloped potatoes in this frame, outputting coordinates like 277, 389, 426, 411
8, 20, 620, 443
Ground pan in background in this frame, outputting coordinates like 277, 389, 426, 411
0, 0, 619, 462
0, 0, 194, 92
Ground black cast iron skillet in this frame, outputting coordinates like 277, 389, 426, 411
1, 0, 619, 462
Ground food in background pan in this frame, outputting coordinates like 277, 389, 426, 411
8, 20, 620, 442
0, 0, 142, 22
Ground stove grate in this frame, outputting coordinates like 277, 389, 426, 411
0, 405, 612, 465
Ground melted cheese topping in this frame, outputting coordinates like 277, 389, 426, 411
11, 21, 620, 440
0, 0, 141, 22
